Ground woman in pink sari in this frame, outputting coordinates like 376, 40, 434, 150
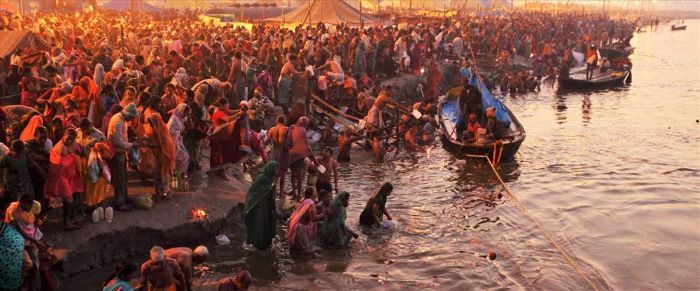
287, 187, 323, 252
43, 128, 83, 230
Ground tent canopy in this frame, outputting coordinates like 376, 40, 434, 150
101, 0, 160, 12
265, 0, 380, 26
0, 31, 50, 58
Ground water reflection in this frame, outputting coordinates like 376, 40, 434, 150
582, 95, 592, 125
554, 93, 568, 124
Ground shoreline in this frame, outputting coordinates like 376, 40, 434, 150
43, 161, 251, 279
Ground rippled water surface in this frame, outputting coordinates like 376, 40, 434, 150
205, 21, 700, 291
65, 21, 700, 290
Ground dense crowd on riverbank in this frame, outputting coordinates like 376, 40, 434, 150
0, 8, 635, 290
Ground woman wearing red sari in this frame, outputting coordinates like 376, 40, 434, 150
208, 98, 245, 180
43, 129, 83, 230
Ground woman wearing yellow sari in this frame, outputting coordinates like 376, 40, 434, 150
76, 118, 111, 207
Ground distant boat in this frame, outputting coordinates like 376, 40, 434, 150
558, 69, 631, 89
559, 48, 632, 90
437, 76, 525, 163
671, 24, 687, 31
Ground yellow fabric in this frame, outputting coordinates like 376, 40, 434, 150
81, 157, 111, 206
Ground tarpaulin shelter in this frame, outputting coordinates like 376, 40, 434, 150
0, 31, 50, 58
265, 0, 380, 27
101, 0, 160, 12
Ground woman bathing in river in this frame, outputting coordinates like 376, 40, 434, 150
359, 182, 394, 228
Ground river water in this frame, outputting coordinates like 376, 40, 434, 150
63, 21, 700, 290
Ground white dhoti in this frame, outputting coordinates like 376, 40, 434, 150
365, 105, 384, 128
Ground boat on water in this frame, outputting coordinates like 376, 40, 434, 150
558, 69, 631, 89
559, 48, 632, 90
671, 24, 687, 31
437, 76, 526, 162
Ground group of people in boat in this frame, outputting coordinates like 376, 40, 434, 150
0, 6, 638, 290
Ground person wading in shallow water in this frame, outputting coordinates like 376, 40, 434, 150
217, 270, 252, 291
165, 246, 209, 291
320, 191, 359, 247
244, 161, 278, 250
315, 147, 339, 194
137, 246, 186, 291
359, 182, 394, 228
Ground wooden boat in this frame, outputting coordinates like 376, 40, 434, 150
558, 69, 631, 89
437, 77, 526, 162
671, 25, 687, 31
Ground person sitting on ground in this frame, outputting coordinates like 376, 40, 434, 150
462, 113, 481, 143
315, 147, 338, 194
320, 191, 358, 247
103, 261, 138, 291
137, 246, 186, 291
165, 245, 209, 291
359, 182, 393, 228
217, 270, 252, 291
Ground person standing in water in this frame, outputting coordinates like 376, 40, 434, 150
315, 147, 338, 194
359, 182, 394, 227
266, 115, 289, 196
243, 161, 278, 250
320, 191, 359, 247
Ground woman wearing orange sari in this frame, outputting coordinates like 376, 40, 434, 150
19, 114, 46, 144
72, 76, 105, 128
147, 113, 176, 199
43, 129, 83, 230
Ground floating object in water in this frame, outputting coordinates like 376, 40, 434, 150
488, 251, 497, 260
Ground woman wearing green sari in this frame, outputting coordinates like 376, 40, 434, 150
320, 192, 358, 247
244, 161, 278, 250
359, 182, 394, 227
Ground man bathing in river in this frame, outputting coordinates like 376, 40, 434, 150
287, 116, 317, 199
138, 246, 187, 291
316, 147, 339, 194
337, 129, 362, 162
165, 246, 209, 291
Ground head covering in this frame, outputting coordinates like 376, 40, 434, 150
332, 191, 349, 210
112, 59, 124, 70
20, 115, 43, 142
287, 198, 316, 246
296, 116, 309, 127
239, 101, 249, 109
59, 81, 73, 92
244, 161, 277, 215
149, 113, 176, 177
93, 63, 105, 91
121, 103, 138, 120
167, 103, 188, 133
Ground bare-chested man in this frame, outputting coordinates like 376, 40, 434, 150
364, 86, 399, 129
288, 116, 317, 199
266, 115, 289, 195
337, 128, 362, 162
138, 246, 187, 291
217, 270, 252, 291
164, 246, 209, 291
315, 147, 339, 193
372, 134, 389, 161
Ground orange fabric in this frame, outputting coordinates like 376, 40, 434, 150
150, 113, 176, 176
70, 83, 91, 117
93, 141, 115, 160
19, 115, 43, 142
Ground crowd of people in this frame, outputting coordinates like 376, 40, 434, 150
0, 7, 636, 290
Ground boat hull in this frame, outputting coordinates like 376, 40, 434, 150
437, 85, 526, 163
558, 70, 630, 89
